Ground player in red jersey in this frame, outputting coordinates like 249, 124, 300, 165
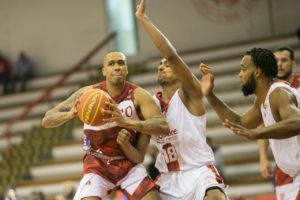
42, 51, 169, 200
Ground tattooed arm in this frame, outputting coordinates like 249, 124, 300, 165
41, 86, 91, 128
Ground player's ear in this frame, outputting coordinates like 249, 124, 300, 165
102, 65, 106, 76
254, 67, 262, 78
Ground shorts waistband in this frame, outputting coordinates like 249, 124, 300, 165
87, 149, 126, 163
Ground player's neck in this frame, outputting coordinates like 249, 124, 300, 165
106, 82, 125, 98
161, 83, 179, 101
255, 79, 274, 101
286, 74, 294, 84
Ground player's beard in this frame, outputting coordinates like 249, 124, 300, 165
241, 74, 256, 96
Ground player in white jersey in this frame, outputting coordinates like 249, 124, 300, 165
200, 47, 300, 199
258, 46, 300, 199
136, 1, 227, 199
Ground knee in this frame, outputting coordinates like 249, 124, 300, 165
204, 188, 226, 200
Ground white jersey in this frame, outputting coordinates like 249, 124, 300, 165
152, 90, 214, 173
261, 82, 300, 178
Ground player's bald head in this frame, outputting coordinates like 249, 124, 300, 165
103, 51, 126, 66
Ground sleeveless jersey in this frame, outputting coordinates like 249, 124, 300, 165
152, 90, 214, 173
261, 81, 300, 177
275, 74, 300, 186
291, 74, 300, 94
82, 81, 141, 184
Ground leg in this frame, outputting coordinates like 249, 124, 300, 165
120, 164, 157, 200
73, 173, 115, 200
204, 188, 226, 200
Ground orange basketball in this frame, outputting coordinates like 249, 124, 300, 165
76, 88, 112, 126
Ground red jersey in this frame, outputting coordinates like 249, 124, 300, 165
82, 81, 142, 184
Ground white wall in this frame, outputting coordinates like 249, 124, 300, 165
0, 0, 299, 75
0, 0, 108, 75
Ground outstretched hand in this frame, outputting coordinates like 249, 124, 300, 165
223, 119, 258, 140
135, 0, 146, 19
199, 63, 214, 96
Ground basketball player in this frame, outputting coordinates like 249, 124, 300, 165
41, 51, 170, 200
136, 0, 227, 199
258, 46, 300, 199
199, 48, 300, 199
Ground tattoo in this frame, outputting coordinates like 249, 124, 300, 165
59, 106, 71, 112
45, 113, 70, 127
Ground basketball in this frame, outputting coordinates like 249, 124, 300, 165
76, 88, 112, 126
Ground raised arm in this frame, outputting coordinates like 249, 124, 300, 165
41, 86, 91, 128
135, 0, 203, 100
200, 63, 262, 128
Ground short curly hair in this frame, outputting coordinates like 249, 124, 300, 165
245, 48, 277, 78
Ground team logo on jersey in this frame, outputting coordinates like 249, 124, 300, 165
153, 129, 178, 143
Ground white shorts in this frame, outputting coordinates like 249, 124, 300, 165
275, 183, 300, 200
156, 165, 227, 200
73, 164, 152, 200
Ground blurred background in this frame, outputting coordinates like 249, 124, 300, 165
0, 0, 300, 199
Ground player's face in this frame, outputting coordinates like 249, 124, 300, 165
102, 52, 128, 85
157, 59, 178, 86
239, 55, 256, 96
274, 50, 295, 80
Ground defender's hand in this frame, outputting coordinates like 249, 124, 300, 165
199, 63, 214, 96
135, 0, 146, 19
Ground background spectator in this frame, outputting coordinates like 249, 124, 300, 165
0, 51, 12, 94
11, 51, 34, 92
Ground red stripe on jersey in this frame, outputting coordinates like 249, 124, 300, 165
162, 143, 180, 171
296, 191, 300, 200
155, 92, 170, 113
121, 176, 157, 200
207, 164, 223, 184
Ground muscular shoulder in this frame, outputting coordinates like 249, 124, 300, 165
269, 87, 296, 107
133, 87, 152, 102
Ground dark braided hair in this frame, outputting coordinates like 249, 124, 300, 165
245, 48, 277, 78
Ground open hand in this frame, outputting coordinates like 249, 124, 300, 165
102, 100, 127, 126
199, 63, 214, 96
135, 0, 146, 19
223, 119, 258, 140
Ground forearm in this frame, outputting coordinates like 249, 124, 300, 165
256, 118, 300, 139
41, 111, 74, 128
121, 118, 169, 136
137, 15, 176, 59
207, 92, 241, 123
120, 142, 144, 164
257, 139, 269, 162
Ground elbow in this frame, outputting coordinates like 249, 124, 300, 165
293, 117, 300, 130
161, 123, 170, 135
41, 117, 52, 128
131, 156, 144, 164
